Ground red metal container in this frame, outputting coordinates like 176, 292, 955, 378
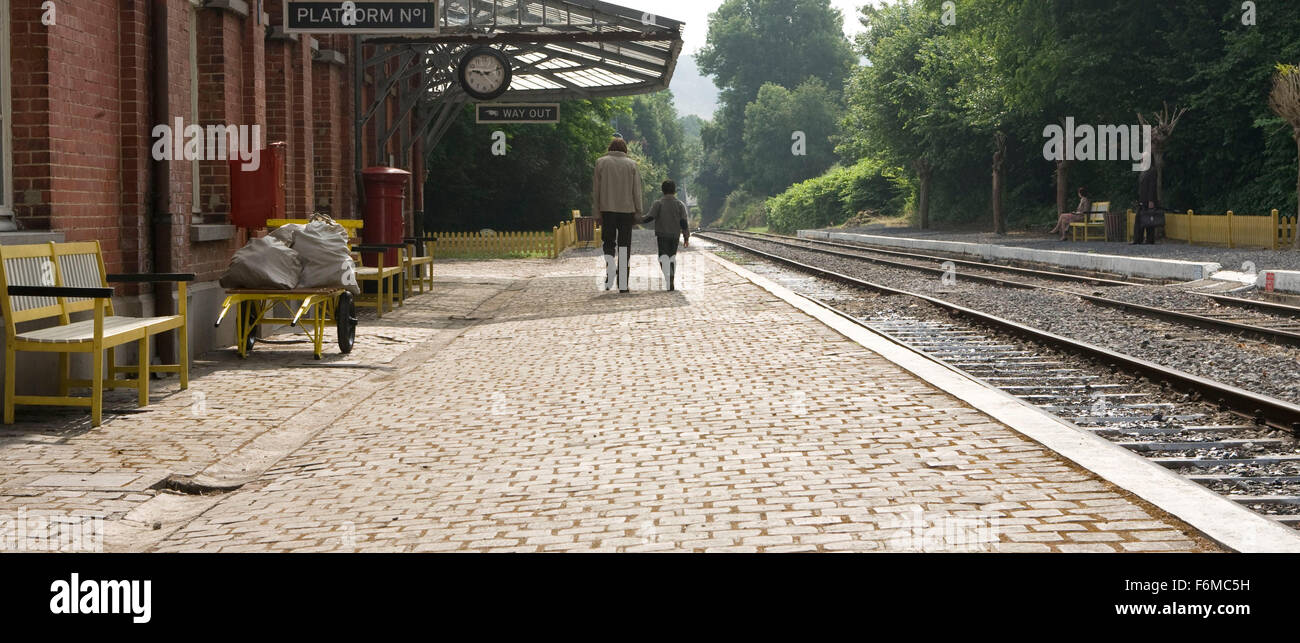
229, 142, 286, 230
361, 166, 411, 266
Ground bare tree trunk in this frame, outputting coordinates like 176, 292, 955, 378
1293, 135, 1300, 250
992, 132, 1006, 235
1155, 142, 1165, 207
1055, 159, 1070, 215
992, 166, 1004, 235
916, 158, 933, 230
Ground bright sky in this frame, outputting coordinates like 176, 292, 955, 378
623, 0, 880, 55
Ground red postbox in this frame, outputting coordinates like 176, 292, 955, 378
361, 166, 411, 266
228, 142, 286, 230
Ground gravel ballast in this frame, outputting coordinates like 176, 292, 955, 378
709, 234, 1300, 404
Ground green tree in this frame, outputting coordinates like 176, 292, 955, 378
1271, 64, 1300, 248
695, 0, 855, 224
742, 79, 840, 196
423, 99, 626, 231
611, 92, 688, 180
841, 1, 966, 228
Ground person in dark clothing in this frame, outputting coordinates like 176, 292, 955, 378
1133, 165, 1159, 245
640, 181, 691, 291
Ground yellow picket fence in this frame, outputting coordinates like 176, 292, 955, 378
1125, 209, 1296, 249
430, 220, 581, 259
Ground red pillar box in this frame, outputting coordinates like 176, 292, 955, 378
361, 167, 411, 266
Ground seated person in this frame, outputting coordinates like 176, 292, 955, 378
1050, 187, 1092, 241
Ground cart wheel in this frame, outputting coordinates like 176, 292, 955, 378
336, 292, 357, 354
239, 302, 257, 356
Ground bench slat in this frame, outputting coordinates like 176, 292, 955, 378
15, 315, 181, 344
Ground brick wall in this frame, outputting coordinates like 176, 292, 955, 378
4, 0, 404, 282
119, 0, 152, 283
312, 50, 341, 217
8, 0, 55, 232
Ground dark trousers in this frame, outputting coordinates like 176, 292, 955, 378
601, 212, 635, 255
1133, 210, 1160, 244
656, 236, 679, 257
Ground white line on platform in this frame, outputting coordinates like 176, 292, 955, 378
705, 250, 1300, 553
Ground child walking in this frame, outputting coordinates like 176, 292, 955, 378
640, 180, 691, 291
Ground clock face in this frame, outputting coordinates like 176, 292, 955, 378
459, 48, 512, 100
465, 55, 506, 94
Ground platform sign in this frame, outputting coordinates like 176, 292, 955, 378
284, 1, 438, 34
1266, 272, 1276, 292
476, 104, 560, 124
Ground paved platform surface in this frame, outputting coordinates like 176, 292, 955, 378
1, 232, 1216, 552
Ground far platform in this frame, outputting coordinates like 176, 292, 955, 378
802, 224, 1300, 289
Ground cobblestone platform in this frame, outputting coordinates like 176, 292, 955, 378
1, 233, 1217, 552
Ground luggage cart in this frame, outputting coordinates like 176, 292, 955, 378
216, 288, 358, 360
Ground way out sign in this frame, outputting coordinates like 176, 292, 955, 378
284, 1, 438, 34
476, 104, 560, 124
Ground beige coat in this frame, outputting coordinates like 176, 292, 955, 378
592, 151, 643, 215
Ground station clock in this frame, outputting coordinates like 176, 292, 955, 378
457, 46, 513, 101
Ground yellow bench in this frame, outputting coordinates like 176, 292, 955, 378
266, 218, 364, 241
351, 244, 404, 317
404, 236, 436, 297
0, 241, 192, 427
1070, 201, 1111, 242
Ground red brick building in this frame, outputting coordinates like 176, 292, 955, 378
0, 0, 680, 397
0, 0, 424, 376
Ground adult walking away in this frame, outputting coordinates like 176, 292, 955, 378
1050, 187, 1092, 241
592, 137, 643, 292
640, 180, 691, 291
1133, 164, 1160, 245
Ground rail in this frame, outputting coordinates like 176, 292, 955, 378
700, 231, 1300, 432
707, 230, 1300, 348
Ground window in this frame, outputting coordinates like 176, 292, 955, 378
0, 0, 14, 230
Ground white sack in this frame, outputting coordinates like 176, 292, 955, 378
269, 223, 305, 247
294, 221, 360, 295
219, 236, 302, 290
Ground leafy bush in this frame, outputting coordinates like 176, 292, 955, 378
765, 159, 907, 233
716, 190, 768, 229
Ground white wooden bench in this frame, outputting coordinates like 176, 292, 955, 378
0, 241, 193, 427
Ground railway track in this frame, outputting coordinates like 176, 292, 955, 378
709, 230, 1300, 348
700, 232, 1300, 529
731, 229, 1148, 287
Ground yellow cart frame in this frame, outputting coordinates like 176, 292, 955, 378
217, 288, 355, 360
